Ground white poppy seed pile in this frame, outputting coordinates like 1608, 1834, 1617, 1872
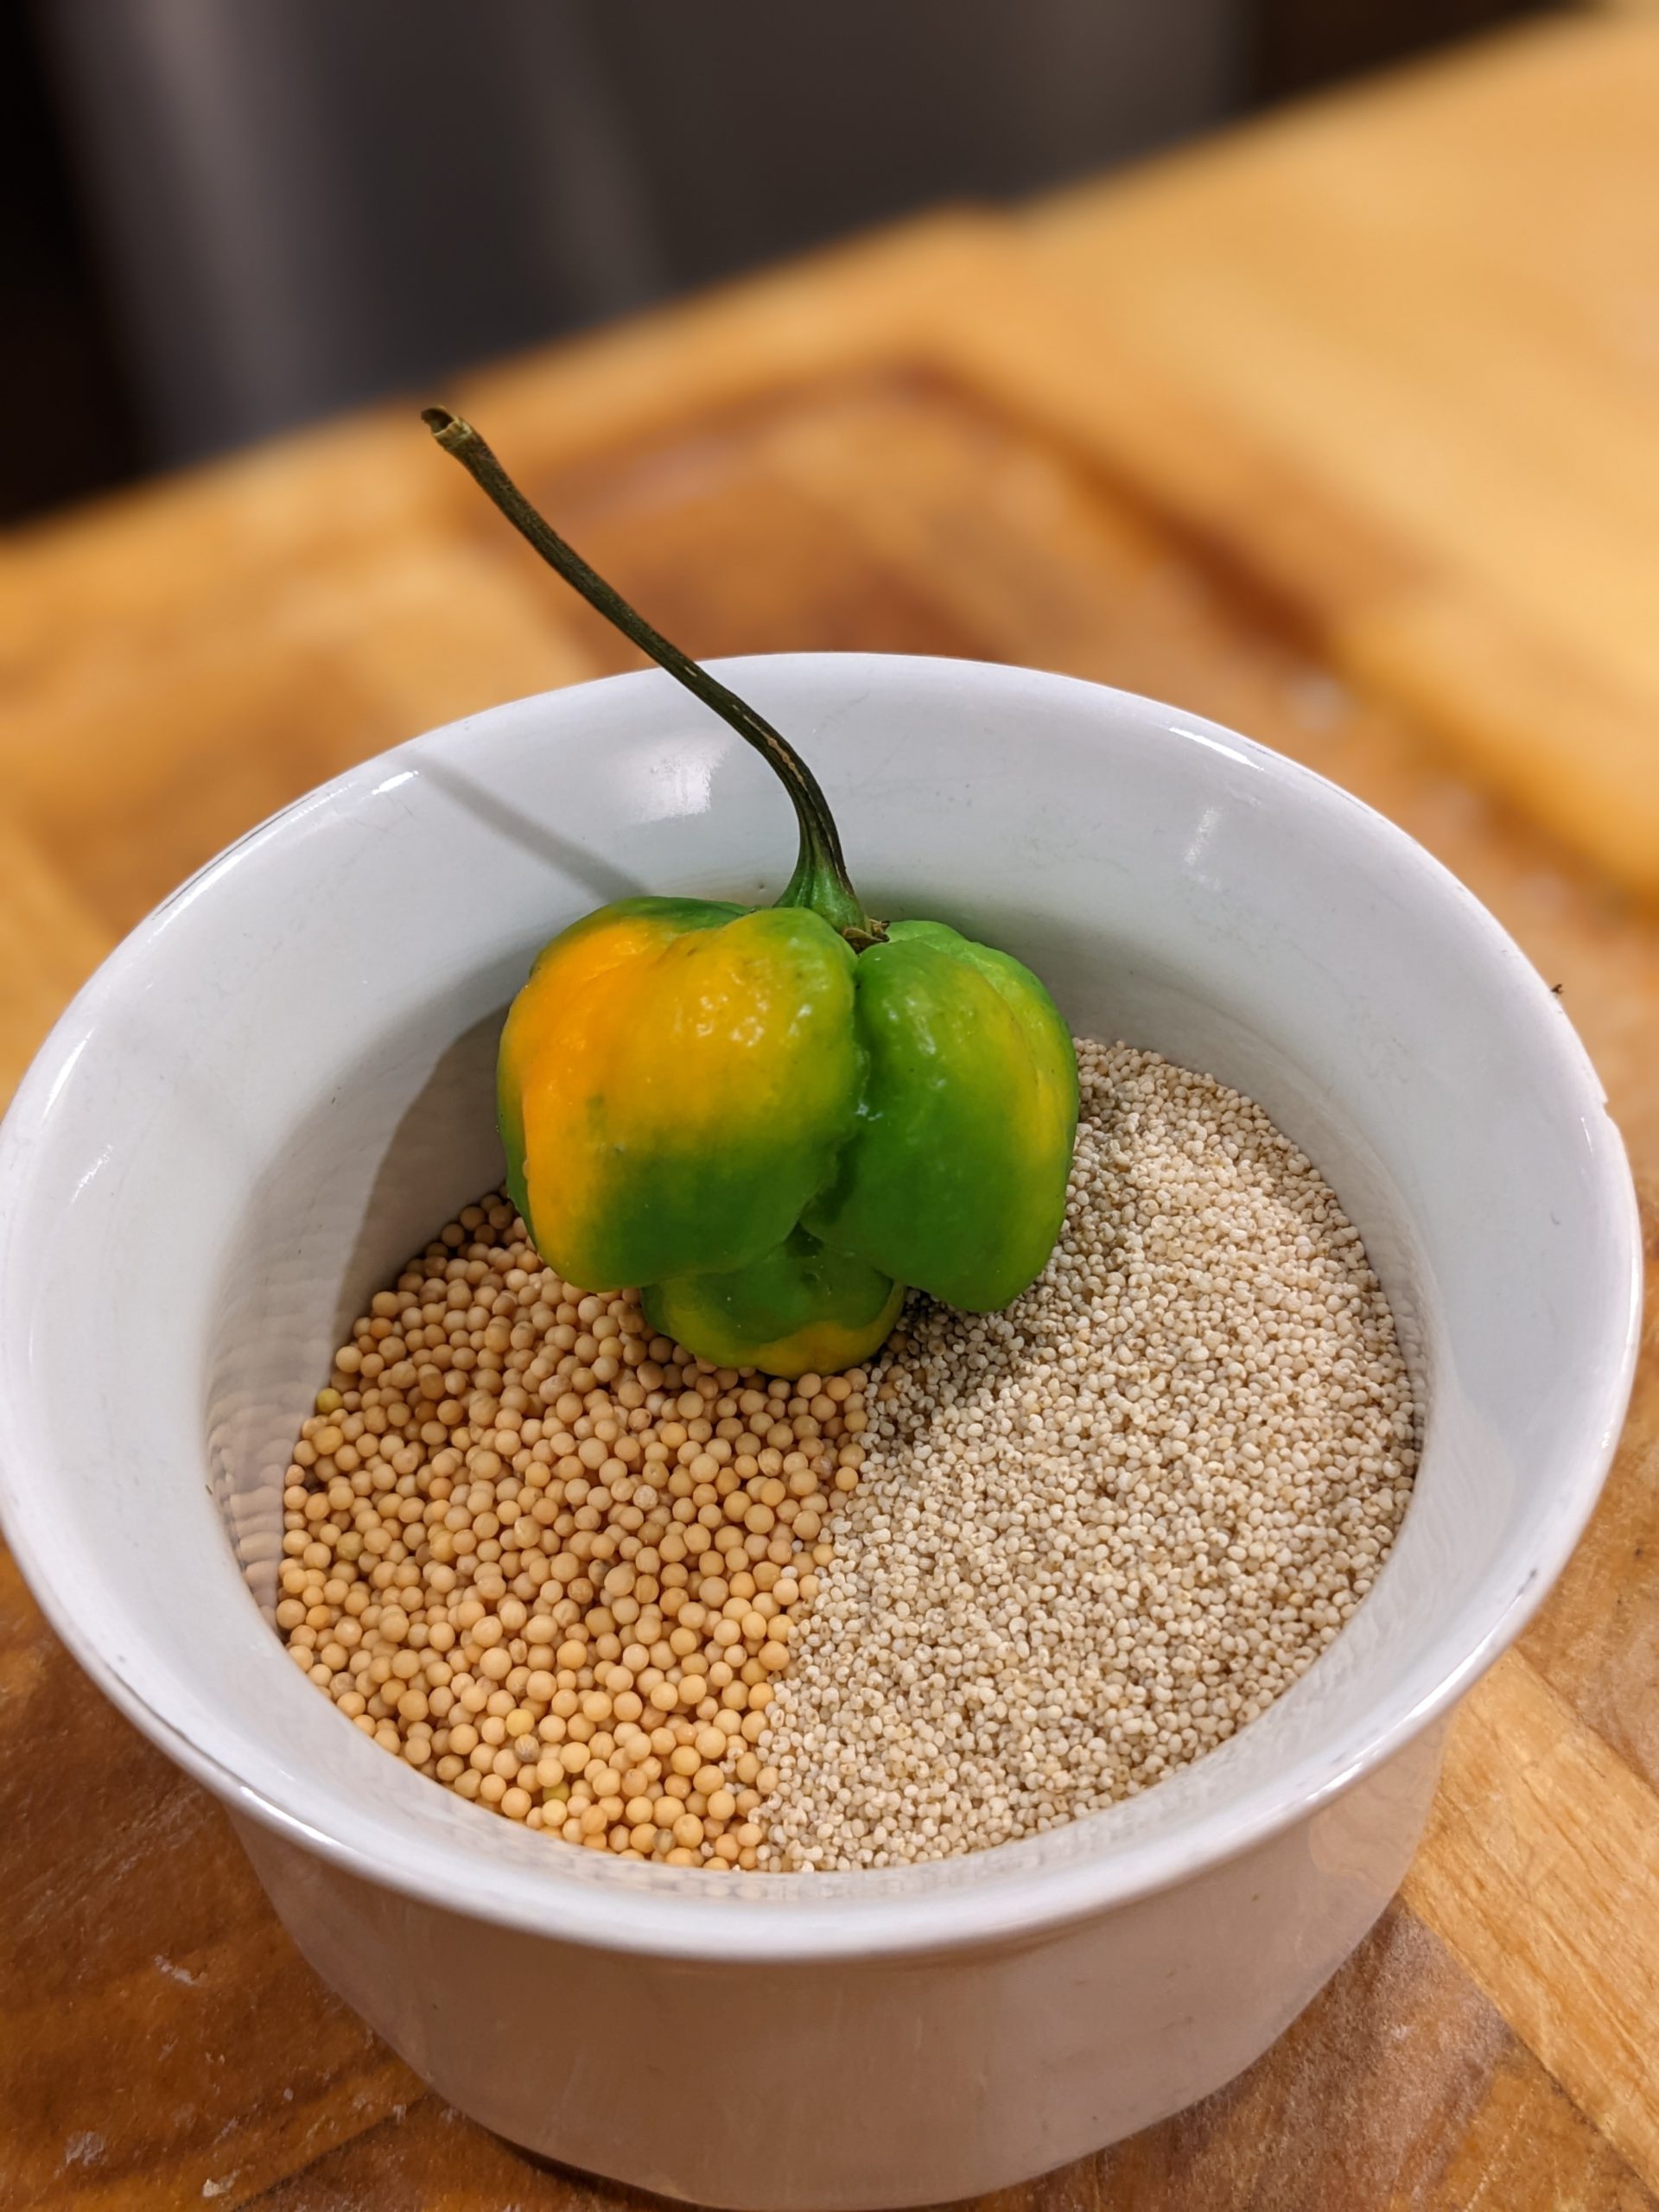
756, 1039, 1418, 1871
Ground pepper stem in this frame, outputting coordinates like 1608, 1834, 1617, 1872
423, 408, 880, 944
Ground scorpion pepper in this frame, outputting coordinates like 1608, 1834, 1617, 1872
429, 409, 1078, 1376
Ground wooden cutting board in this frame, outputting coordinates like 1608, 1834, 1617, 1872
1, 17, 1656, 2207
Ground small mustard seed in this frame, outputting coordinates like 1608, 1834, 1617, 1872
276, 1188, 857, 1871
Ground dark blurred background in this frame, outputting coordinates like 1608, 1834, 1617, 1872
3, 0, 1551, 524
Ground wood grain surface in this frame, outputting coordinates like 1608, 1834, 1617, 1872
3, 18, 1656, 2209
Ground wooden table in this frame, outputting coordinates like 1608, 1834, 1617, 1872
3, 16, 1657, 2207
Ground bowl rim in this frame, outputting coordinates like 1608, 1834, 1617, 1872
0, 652, 1643, 1962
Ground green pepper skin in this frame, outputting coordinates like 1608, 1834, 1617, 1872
804, 920, 1078, 1312
498, 895, 860, 1295
643, 1226, 904, 1380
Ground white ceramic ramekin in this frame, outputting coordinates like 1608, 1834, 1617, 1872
0, 657, 1640, 2207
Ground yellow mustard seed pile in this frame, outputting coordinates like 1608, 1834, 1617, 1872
276, 1190, 867, 1870
757, 1041, 1417, 1868
277, 1042, 1416, 1873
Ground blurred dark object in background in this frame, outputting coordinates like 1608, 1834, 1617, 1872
30, 0, 1235, 474
5, 0, 1555, 524
1252, 0, 1554, 97
0, 6, 142, 521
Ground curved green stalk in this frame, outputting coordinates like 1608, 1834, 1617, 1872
423, 407, 880, 944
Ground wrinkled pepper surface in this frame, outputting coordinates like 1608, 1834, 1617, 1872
429, 408, 1078, 1376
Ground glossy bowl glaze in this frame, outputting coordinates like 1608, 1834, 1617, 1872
0, 656, 1639, 2206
